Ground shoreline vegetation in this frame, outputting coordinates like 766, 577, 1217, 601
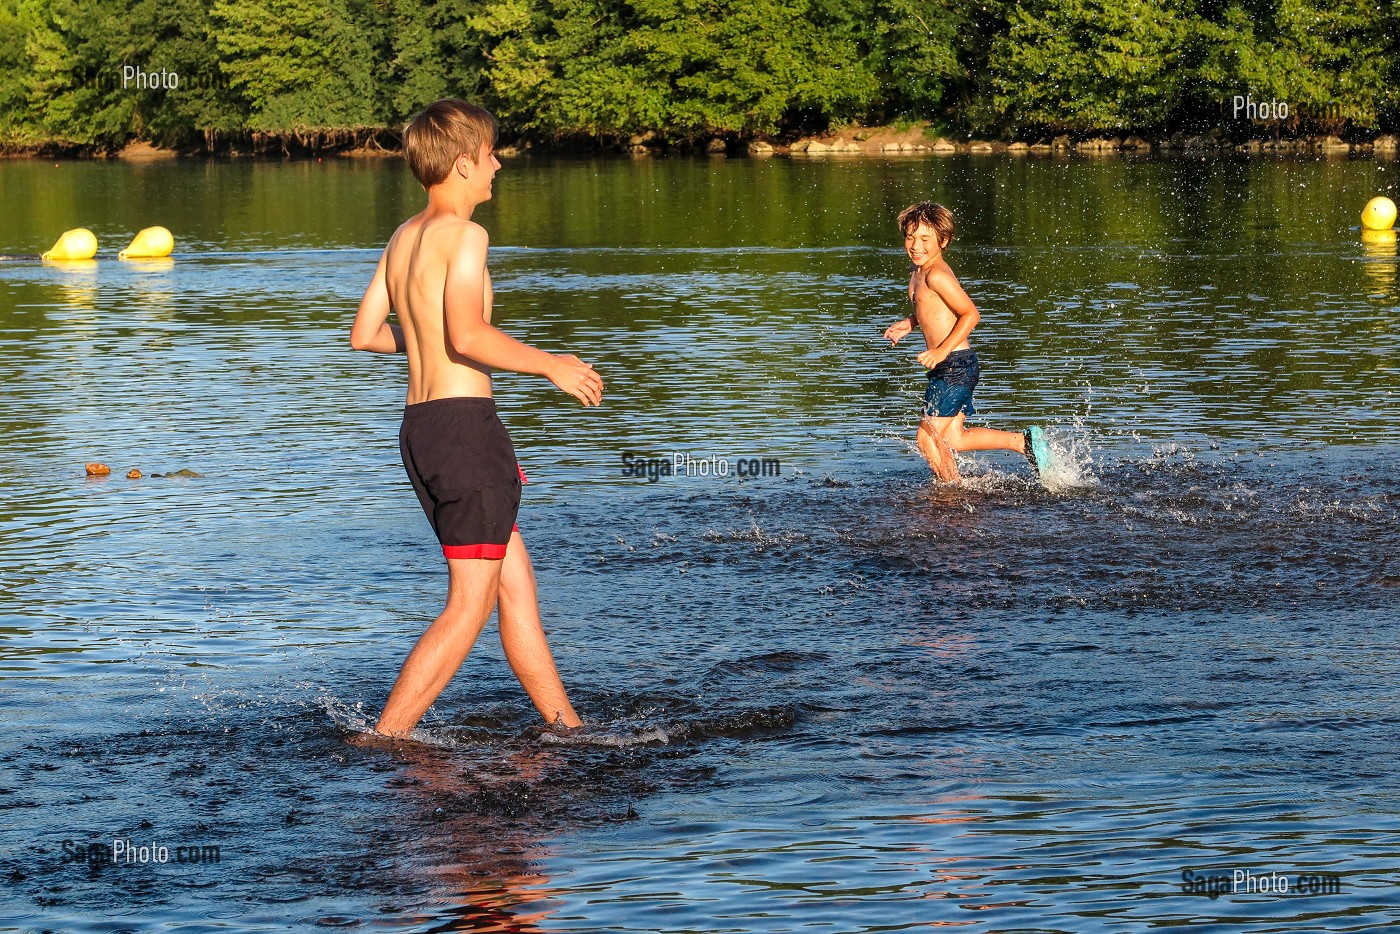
2, 0, 1396, 161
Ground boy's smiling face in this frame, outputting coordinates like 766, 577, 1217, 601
904, 222, 946, 267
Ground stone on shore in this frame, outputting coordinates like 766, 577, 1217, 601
1075, 137, 1120, 153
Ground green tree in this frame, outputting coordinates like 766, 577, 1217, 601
1188, 0, 1396, 130
0, 3, 33, 145
19, 0, 139, 147
986, 0, 1192, 133
211, 0, 381, 136
132, 0, 248, 145
479, 0, 878, 141
372, 0, 492, 127
810, 0, 966, 125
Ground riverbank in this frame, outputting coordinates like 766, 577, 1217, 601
763, 127, 1400, 158
5, 124, 1399, 160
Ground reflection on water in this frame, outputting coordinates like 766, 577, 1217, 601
1, 157, 1398, 932
1361, 227, 1397, 297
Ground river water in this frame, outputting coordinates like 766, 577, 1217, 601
1, 155, 1398, 931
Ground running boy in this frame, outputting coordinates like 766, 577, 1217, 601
882, 201, 1049, 483
350, 99, 602, 736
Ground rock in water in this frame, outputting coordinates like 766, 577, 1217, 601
151, 468, 203, 478
127, 469, 142, 479
85, 463, 111, 476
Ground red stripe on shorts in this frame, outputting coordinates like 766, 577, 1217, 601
442, 543, 508, 560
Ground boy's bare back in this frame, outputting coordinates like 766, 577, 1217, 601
382, 212, 495, 405
352, 134, 600, 409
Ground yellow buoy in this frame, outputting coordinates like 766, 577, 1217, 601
41, 228, 98, 261
1362, 196, 1397, 231
118, 226, 174, 259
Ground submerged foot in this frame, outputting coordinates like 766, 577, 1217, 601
345, 728, 403, 748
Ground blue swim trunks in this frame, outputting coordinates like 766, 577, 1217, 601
922, 349, 980, 418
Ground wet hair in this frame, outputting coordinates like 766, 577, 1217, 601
897, 201, 955, 246
402, 99, 498, 189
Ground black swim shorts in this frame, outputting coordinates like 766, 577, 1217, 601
398, 397, 523, 559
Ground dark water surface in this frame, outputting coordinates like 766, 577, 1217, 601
1, 156, 1398, 931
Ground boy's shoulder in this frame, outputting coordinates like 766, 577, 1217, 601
389, 211, 489, 257
919, 258, 959, 287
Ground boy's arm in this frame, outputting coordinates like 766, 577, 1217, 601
350, 250, 406, 354
917, 267, 981, 368
443, 224, 603, 406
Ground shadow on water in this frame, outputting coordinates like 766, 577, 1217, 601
3, 661, 811, 929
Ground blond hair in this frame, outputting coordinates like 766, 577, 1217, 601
402, 99, 498, 189
897, 202, 955, 245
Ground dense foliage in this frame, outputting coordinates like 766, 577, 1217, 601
2, 0, 1396, 150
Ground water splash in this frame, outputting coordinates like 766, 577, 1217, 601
1039, 421, 1098, 494
540, 725, 672, 747
320, 694, 378, 734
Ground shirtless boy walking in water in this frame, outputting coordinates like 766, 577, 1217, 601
883, 202, 1049, 483
350, 99, 602, 736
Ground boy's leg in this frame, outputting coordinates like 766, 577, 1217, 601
939, 413, 1026, 454
917, 417, 962, 483
497, 529, 583, 728
375, 557, 504, 736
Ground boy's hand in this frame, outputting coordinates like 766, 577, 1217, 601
917, 347, 949, 370
883, 318, 914, 345
548, 354, 604, 406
